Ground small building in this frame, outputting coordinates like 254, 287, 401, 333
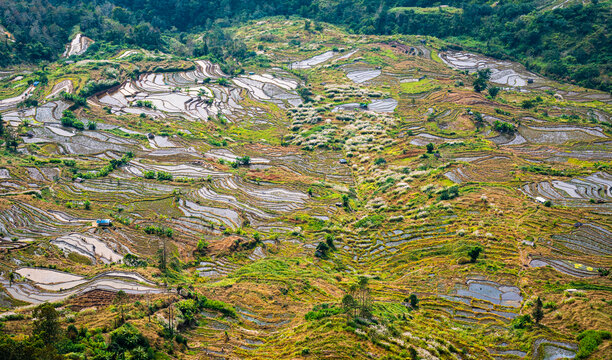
33, 81, 40, 86
248, 72, 255, 75
535, 196, 547, 204
74, 177, 84, 183
339, 159, 348, 164
96, 219, 112, 227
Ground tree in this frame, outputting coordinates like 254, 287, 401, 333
8, 272, 14, 286
32, 303, 61, 345
356, 276, 372, 317
408, 294, 418, 308
533, 297, 544, 324
342, 294, 357, 320
325, 234, 336, 251
196, 238, 209, 255
468, 245, 483, 263
315, 241, 330, 258
0, 114, 4, 136
426, 143, 434, 153
473, 69, 491, 92
341, 194, 350, 210
114, 290, 129, 324
488, 86, 500, 98
157, 238, 167, 273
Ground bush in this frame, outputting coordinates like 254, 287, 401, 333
467, 245, 483, 263
355, 214, 384, 228
493, 120, 516, 134
143, 170, 156, 179
577, 330, 611, 359
511, 314, 532, 329
438, 185, 459, 200
305, 305, 342, 320
374, 157, 386, 165
156, 171, 173, 181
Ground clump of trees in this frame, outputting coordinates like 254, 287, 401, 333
0, 302, 157, 359
493, 120, 516, 134
315, 234, 336, 259
0, 114, 19, 152
60, 110, 85, 130
342, 276, 373, 319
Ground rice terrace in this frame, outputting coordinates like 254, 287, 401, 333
0, 0, 610, 359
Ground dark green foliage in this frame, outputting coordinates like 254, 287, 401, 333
597, 268, 610, 277
144, 225, 173, 237
438, 185, 459, 201
408, 294, 418, 308
135, 100, 154, 108
297, 87, 314, 103
123, 253, 147, 267
0, 333, 62, 360
236, 156, 251, 166
472, 69, 491, 92
197, 296, 237, 318
488, 86, 500, 98
78, 79, 120, 98
61, 92, 87, 107
108, 323, 154, 360
32, 303, 61, 345
495, 108, 511, 116
76, 152, 133, 179
532, 297, 544, 324
467, 245, 483, 263
325, 234, 336, 251
493, 120, 516, 134
315, 241, 330, 258
305, 304, 342, 320
374, 157, 387, 165
426, 143, 434, 153
576, 330, 611, 359
511, 314, 532, 329
520, 164, 577, 177
60, 110, 84, 130
0, 0, 608, 90
156, 171, 173, 181
355, 214, 385, 228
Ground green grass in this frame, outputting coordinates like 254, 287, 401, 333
400, 79, 442, 94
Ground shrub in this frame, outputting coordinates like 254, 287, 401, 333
576, 330, 611, 359
143, 170, 156, 179
355, 214, 384, 228
467, 245, 483, 263
156, 171, 173, 181
511, 314, 532, 329
374, 157, 386, 165
493, 120, 516, 134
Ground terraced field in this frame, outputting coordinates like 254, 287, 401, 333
0, 18, 610, 360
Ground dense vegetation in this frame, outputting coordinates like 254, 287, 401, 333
0, 0, 609, 90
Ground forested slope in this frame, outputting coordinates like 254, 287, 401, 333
0, 0, 609, 90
